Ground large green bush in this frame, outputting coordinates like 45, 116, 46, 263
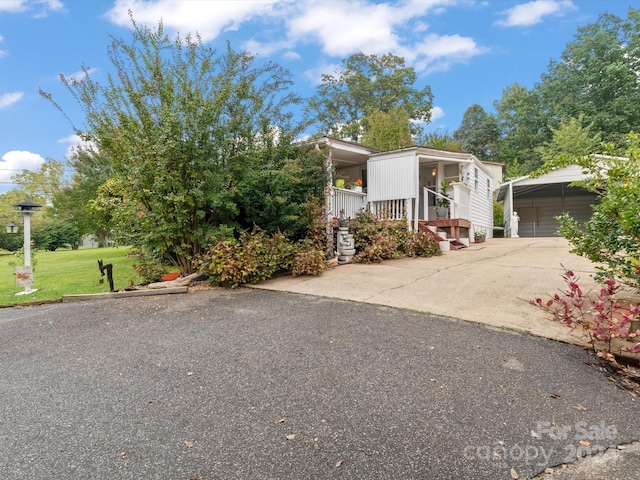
557, 133, 640, 288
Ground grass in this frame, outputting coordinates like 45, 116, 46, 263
0, 247, 145, 306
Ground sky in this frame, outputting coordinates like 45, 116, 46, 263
0, 0, 635, 192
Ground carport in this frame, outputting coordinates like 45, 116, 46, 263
496, 164, 597, 237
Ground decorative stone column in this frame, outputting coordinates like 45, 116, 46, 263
337, 211, 355, 264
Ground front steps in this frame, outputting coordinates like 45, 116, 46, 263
417, 221, 469, 251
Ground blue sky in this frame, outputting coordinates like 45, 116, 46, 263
0, 0, 635, 192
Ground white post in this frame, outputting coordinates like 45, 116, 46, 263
14, 200, 41, 295
23, 212, 31, 268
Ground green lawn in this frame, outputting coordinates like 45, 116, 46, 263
0, 247, 144, 306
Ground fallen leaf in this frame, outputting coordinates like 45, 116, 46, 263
335, 459, 343, 468
120, 451, 127, 457
286, 434, 296, 440
618, 445, 628, 450
545, 468, 554, 474
510, 467, 519, 479
530, 430, 539, 439
186, 372, 193, 376
575, 404, 587, 411
184, 441, 194, 448
579, 440, 591, 446
278, 418, 285, 423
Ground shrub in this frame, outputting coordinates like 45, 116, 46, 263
291, 243, 326, 276
132, 253, 167, 284
354, 231, 399, 263
351, 210, 441, 262
202, 229, 295, 288
532, 267, 640, 362
406, 231, 441, 257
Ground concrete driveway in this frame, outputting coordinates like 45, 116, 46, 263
254, 237, 603, 346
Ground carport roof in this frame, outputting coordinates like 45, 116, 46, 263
496, 164, 589, 201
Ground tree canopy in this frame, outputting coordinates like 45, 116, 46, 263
42, 16, 314, 273
307, 52, 433, 142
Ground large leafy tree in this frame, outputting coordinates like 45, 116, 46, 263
42, 17, 303, 273
307, 52, 433, 142
453, 104, 499, 160
53, 146, 113, 247
533, 116, 601, 177
537, 8, 640, 146
493, 83, 548, 176
361, 107, 413, 150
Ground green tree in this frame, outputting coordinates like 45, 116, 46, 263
419, 130, 462, 151
361, 107, 413, 150
43, 17, 304, 273
533, 116, 601, 177
53, 146, 113, 247
11, 159, 65, 206
493, 83, 548, 174
453, 104, 499, 160
33, 218, 81, 251
557, 133, 640, 287
537, 8, 640, 147
307, 52, 433, 142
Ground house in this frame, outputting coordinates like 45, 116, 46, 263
311, 136, 495, 248
496, 164, 597, 238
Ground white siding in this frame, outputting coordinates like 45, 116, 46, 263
468, 162, 494, 237
367, 151, 417, 202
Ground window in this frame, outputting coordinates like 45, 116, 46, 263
474, 167, 479, 190
487, 179, 491, 199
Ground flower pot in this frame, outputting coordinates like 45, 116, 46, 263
474, 237, 485, 243
436, 207, 448, 219
352, 186, 362, 192
335, 179, 345, 188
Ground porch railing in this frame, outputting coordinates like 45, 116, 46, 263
333, 187, 367, 219
371, 198, 409, 221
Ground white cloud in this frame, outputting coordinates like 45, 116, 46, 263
65, 67, 98, 83
0, 0, 63, 17
430, 106, 445, 122
0, 0, 26, 13
303, 61, 341, 86
57, 134, 98, 159
288, 1, 484, 74
411, 34, 485, 73
0, 35, 6, 58
105, 0, 284, 43
105, 0, 486, 76
0, 92, 24, 109
495, 0, 576, 27
0, 150, 45, 184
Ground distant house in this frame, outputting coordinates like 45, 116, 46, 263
311, 136, 496, 249
496, 164, 597, 238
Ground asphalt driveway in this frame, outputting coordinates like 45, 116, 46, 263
1, 288, 638, 479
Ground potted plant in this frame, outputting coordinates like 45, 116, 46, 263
474, 230, 486, 243
351, 178, 363, 192
435, 181, 450, 219
335, 174, 346, 189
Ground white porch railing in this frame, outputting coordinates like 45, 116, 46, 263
423, 183, 470, 220
372, 198, 409, 221
333, 187, 367, 219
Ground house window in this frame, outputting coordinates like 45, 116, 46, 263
361, 169, 367, 189
487, 179, 491, 199
474, 167, 479, 190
